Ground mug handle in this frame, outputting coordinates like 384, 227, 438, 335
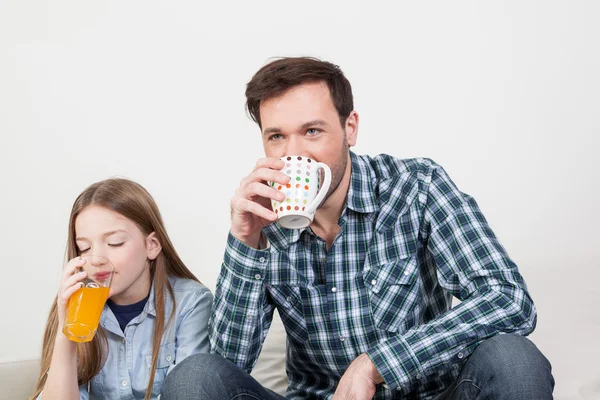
306, 162, 332, 214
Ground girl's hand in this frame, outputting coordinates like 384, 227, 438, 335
56, 257, 88, 323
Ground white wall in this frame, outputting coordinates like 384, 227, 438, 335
1, 1, 598, 398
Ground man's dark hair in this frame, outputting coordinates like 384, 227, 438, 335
245, 57, 354, 128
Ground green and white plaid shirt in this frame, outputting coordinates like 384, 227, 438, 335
209, 152, 536, 399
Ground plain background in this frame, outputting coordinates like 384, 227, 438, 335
1, 1, 598, 398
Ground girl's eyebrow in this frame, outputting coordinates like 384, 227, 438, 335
76, 229, 128, 241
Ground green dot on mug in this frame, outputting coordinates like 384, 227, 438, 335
296, 177, 301, 181
305, 178, 310, 183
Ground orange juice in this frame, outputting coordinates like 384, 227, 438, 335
63, 286, 110, 343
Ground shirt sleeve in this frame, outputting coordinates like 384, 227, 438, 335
209, 232, 275, 373
167, 287, 214, 375
367, 160, 537, 391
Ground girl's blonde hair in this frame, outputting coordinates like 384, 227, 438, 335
32, 178, 199, 400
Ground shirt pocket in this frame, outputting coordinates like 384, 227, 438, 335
144, 341, 176, 394
363, 255, 421, 333
267, 284, 309, 343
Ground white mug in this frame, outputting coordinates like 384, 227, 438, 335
270, 155, 332, 229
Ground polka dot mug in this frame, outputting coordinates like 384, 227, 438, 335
269, 155, 332, 229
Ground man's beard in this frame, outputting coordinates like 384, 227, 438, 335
320, 142, 350, 207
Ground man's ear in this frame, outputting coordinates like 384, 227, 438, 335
345, 110, 359, 147
146, 232, 162, 260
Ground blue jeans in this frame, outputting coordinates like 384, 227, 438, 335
161, 334, 554, 399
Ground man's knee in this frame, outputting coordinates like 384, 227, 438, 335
477, 334, 551, 370
161, 353, 233, 399
472, 334, 554, 395
168, 353, 225, 380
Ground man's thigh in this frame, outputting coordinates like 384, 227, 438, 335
161, 353, 287, 400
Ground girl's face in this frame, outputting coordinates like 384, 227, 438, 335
74, 205, 161, 305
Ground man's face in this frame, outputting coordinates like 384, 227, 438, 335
259, 81, 358, 201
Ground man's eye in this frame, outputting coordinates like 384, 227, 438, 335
306, 128, 321, 135
269, 134, 283, 141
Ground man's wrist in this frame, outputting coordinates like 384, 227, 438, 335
360, 353, 384, 384
230, 229, 262, 249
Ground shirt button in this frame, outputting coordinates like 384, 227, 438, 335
259, 257, 266, 263
339, 335, 345, 342
404, 271, 410, 276
415, 373, 422, 380
254, 274, 261, 280
121, 380, 128, 387
320, 257, 326, 263
247, 311, 253, 317
457, 352, 464, 359
331, 287, 337, 292
166, 355, 172, 362
122, 338, 126, 344
286, 296, 292, 302
371, 279, 377, 285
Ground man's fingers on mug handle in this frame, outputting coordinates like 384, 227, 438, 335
237, 198, 277, 221
242, 168, 289, 189
261, 169, 290, 185
254, 158, 285, 171
245, 182, 286, 202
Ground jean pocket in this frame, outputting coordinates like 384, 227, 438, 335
446, 379, 481, 399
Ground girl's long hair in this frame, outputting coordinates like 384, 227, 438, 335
31, 178, 199, 400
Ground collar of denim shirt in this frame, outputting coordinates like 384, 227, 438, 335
100, 277, 170, 337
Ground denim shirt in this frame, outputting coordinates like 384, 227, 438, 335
40, 276, 213, 399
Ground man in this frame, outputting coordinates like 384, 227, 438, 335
163, 57, 554, 399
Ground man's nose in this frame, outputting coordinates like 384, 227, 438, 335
284, 137, 308, 157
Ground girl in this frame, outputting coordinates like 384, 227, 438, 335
31, 178, 213, 399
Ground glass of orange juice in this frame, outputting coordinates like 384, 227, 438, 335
62, 255, 114, 343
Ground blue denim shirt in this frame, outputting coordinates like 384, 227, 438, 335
40, 276, 213, 399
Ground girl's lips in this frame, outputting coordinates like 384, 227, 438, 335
93, 271, 112, 281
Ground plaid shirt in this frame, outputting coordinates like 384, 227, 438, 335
209, 152, 536, 399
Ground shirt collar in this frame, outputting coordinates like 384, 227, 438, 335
101, 278, 163, 336
346, 151, 379, 214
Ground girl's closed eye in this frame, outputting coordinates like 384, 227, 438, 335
108, 242, 124, 247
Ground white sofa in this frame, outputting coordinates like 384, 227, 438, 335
0, 312, 288, 400
2, 311, 599, 400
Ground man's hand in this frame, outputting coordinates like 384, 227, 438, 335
229, 157, 290, 248
332, 353, 384, 400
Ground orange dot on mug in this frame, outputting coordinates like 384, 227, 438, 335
286, 184, 291, 188
277, 186, 282, 190
296, 184, 300, 188
304, 185, 309, 190
294, 206, 299, 210
280, 207, 283, 211
287, 206, 291, 210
